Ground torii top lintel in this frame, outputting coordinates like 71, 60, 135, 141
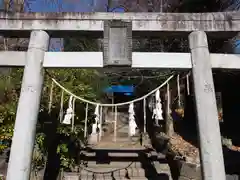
0, 11, 240, 38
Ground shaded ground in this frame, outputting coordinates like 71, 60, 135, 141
133, 74, 240, 179
0, 149, 8, 177
173, 91, 240, 177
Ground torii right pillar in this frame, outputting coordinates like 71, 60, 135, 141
188, 31, 226, 180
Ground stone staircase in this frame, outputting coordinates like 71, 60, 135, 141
65, 148, 172, 180
76, 110, 173, 180
93, 110, 144, 149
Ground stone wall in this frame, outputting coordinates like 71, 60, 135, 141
178, 161, 201, 180
177, 161, 240, 180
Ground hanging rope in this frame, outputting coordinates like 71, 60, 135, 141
84, 103, 89, 138
95, 104, 101, 135
49, 73, 189, 142
59, 90, 64, 122
62, 95, 74, 125
128, 102, 137, 137
152, 90, 163, 126
90, 104, 101, 143
50, 75, 174, 107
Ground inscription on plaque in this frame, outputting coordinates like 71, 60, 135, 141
103, 20, 132, 67
109, 27, 127, 62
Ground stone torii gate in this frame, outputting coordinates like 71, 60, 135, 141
1, 11, 240, 180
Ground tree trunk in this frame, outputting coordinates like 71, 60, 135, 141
165, 90, 174, 136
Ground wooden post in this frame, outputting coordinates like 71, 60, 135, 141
114, 106, 117, 142
6, 30, 49, 180
84, 103, 88, 138
165, 83, 174, 136
188, 31, 225, 180
143, 98, 147, 133
112, 92, 114, 114
99, 106, 103, 141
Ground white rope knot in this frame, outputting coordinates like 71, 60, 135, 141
92, 105, 98, 133
152, 90, 163, 125
95, 104, 101, 132
94, 104, 100, 123
63, 95, 74, 125
128, 102, 137, 137
90, 104, 101, 144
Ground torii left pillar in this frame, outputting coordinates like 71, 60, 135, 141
6, 30, 49, 180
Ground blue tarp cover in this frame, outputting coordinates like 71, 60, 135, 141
104, 85, 134, 93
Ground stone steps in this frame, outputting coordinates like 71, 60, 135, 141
82, 163, 171, 171
65, 166, 172, 179
81, 149, 165, 159
63, 174, 152, 180
78, 168, 146, 177
66, 171, 171, 179
84, 111, 172, 180
76, 147, 172, 179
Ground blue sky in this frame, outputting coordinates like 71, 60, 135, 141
25, 0, 124, 51
27, 0, 107, 12
26, 0, 106, 51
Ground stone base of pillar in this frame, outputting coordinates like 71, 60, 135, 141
178, 161, 201, 180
